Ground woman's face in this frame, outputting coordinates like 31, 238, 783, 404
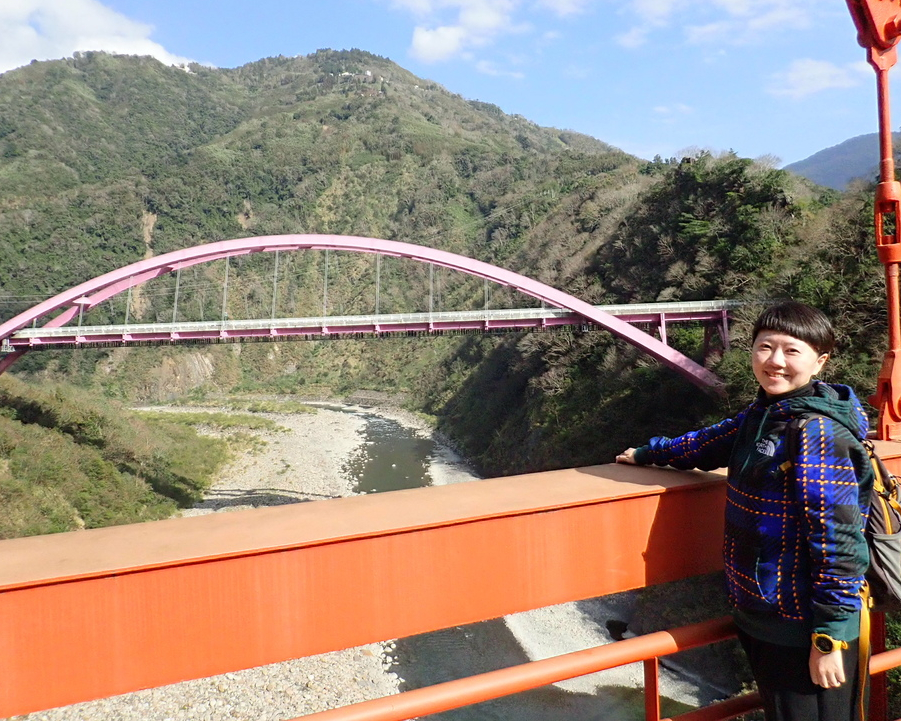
751, 330, 828, 396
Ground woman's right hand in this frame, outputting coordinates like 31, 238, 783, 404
809, 646, 846, 688
616, 448, 638, 464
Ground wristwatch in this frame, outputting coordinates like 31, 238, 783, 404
811, 633, 849, 654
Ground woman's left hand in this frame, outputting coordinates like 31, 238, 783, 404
809, 646, 846, 688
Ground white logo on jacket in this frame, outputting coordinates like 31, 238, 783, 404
755, 439, 776, 456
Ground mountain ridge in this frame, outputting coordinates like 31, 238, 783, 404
784, 131, 900, 190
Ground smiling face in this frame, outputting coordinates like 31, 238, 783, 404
751, 331, 829, 397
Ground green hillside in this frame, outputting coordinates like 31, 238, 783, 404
784, 132, 900, 191
0, 373, 234, 538
0, 49, 623, 306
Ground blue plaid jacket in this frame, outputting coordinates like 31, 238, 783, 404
634, 382, 872, 644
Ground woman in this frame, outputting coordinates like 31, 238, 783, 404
617, 301, 872, 721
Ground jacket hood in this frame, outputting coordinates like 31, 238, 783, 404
764, 381, 869, 441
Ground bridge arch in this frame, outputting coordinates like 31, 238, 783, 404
0, 234, 723, 391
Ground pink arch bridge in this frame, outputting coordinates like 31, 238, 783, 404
0, 234, 724, 391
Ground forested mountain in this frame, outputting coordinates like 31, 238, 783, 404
0, 49, 619, 300
0, 49, 888, 478
784, 132, 899, 190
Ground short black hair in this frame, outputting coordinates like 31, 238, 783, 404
752, 301, 835, 355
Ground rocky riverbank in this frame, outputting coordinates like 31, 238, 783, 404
17, 405, 392, 721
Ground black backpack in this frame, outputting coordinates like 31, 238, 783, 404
784, 415, 901, 613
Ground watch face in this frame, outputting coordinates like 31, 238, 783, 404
814, 635, 834, 653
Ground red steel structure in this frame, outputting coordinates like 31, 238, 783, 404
849, 0, 901, 440
2, 456, 900, 721
846, 5, 901, 715
0, 463, 729, 717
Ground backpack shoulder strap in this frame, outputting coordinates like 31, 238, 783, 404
863, 438, 901, 514
862, 438, 892, 496
779, 414, 816, 474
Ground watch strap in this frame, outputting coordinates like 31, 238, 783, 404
811, 632, 849, 653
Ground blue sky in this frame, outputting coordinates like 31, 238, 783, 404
0, 0, 890, 166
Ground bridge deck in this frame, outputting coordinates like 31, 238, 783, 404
2, 300, 739, 350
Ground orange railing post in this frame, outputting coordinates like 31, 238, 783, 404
644, 657, 661, 721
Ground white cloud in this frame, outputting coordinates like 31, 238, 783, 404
618, 0, 814, 48
709, 0, 753, 11
0, 0, 194, 75
686, 3, 808, 44
652, 103, 693, 124
615, 26, 649, 48
562, 63, 590, 78
412, 24, 470, 61
630, 0, 683, 21
615, 0, 680, 48
408, 0, 518, 62
534, 0, 591, 16
653, 103, 693, 115
746, 5, 807, 31
391, 0, 433, 12
401, 0, 589, 63
475, 59, 525, 77
767, 58, 865, 99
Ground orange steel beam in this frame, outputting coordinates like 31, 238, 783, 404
0, 463, 727, 717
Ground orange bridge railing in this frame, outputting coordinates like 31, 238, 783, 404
1, 457, 898, 720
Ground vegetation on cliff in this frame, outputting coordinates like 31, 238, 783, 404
419, 153, 884, 476
0, 374, 230, 537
